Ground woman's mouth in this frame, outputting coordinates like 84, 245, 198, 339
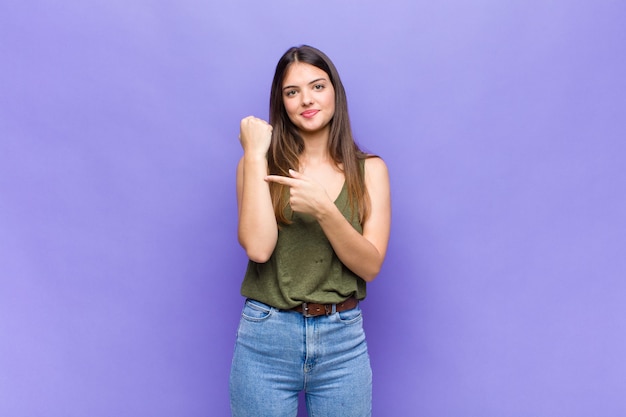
301, 110, 319, 119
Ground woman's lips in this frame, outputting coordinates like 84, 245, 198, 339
301, 110, 319, 118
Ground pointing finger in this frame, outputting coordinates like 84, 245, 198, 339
265, 175, 298, 186
288, 169, 307, 179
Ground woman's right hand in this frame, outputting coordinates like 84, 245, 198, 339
239, 116, 273, 157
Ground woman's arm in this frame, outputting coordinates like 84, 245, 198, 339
236, 117, 278, 263
265, 157, 391, 281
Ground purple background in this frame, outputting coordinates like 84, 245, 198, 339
1, 1, 625, 415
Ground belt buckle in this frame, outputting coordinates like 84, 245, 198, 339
301, 302, 314, 318
300, 302, 335, 317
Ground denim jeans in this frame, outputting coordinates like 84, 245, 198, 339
229, 299, 372, 417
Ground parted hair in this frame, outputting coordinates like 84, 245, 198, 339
268, 45, 371, 225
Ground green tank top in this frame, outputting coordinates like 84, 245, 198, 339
240, 180, 366, 309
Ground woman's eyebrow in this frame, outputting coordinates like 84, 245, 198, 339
307, 77, 327, 85
282, 78, 328, 91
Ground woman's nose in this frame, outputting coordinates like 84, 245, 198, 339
301, 91, 313, 106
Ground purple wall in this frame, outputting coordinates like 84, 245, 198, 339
1, 1, 625, 415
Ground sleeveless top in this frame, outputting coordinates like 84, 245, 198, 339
240, 177, 366, 310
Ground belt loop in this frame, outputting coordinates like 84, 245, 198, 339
330, 303, 337, 314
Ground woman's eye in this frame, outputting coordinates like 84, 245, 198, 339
314, 84, 325, 90
285, 90, 297, 97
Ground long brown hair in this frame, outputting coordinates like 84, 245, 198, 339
268, 45, 371, 225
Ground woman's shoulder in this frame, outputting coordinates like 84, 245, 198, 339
363, 155, 388, 174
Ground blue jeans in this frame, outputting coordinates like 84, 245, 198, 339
229, 299, 372, 417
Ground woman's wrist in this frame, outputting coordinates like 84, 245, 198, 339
314, 197, 339, 223
243, 152, 268, 163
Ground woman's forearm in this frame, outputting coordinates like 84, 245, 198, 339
237, 155, 278, 263
317, 204, 386, 282
317, 158, 391, 282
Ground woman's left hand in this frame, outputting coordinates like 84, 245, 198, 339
265, 169, 331, 218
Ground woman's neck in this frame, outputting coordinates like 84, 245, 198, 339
300, 128, 330, 161
301, 140, 330, 165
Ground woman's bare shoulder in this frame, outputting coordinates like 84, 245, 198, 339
364, 155, 389, 175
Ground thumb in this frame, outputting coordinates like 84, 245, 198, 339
288, 169, 304, 178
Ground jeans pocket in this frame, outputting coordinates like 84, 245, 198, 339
241, 299, 274, 322
337, 306, 363, 324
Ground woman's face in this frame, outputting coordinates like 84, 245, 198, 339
281, 62, 336, 137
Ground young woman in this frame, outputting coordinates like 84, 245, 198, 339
230, 45, 391, 417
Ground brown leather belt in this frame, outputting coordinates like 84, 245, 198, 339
291, 297, 358, 317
